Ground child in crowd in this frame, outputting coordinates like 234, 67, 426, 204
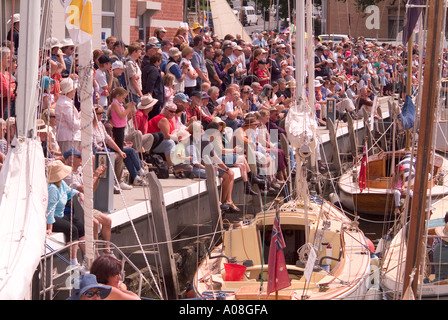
109, 88, 136, 151
163, 73, 175, 106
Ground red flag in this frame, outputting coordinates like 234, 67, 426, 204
267, 205, 291, 297
358, 142, 368, 192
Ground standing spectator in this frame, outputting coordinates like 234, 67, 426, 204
142, 53, 165, 120
173, 27, 189, 48
1, 47, 16, 119
106, 36, 117, 51
164, 47, 186, 93
60, 38, 75, 76
110, 61, 125, 92
160, 40, 173, 65
269, 50, 283, 82
205, 46, 222, 88
155, 26, 167, 44
95, 55, 113, 109
221, 43, 237, 92
191, 35, 210, 90
141, 43, 159, 71
181, 46, 198, 97
55, 78, 81, 154
110, 41, 126, 63
124, 44, 143, 105
6, 14, 20, 55
109, 87, 136, 151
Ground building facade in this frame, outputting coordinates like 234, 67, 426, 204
324, 0, 405, 41
1, 0, 185, 50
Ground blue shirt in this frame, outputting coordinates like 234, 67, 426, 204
47, 180, 78, 224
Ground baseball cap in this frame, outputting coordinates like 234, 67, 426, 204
63, 148, 82, 159
174, 93, 191, 102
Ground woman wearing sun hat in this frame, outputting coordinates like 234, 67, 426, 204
46, 160, 85, 267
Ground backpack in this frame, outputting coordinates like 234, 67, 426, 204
145, 153, 169, 179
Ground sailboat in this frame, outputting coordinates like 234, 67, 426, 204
0, 0, 48, 300
379, 0, 448, 299
192, 0, 379, 300
337, 148, 448, 216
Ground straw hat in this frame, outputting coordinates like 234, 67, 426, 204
36, 119, 49, 133
212, 117, 226, 129
60, 38, 74, 48
163, 102, 177, 112
45, 37, 61, 49
137, 94, 158, 110
168, 47, 181, 58
241, 117, 260, 128
47, 160, 72, 183
156, 26, 167, 33
147, 37, 159, 45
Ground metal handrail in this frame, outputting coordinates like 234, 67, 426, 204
39, 240, 150, 300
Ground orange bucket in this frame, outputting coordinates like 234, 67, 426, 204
224, 263, 247, 281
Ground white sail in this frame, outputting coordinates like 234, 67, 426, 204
0, 139, 48, 299
209, 0, 252, 43
0, 0, 46, 300
0, 0, 48, 300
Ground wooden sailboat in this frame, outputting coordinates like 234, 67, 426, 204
193, 0, 379, 301
337, 149, 448, 215
380, 0, 448, 299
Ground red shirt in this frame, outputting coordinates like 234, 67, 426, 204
147, 113, 174, 135
185, 105, 213, 124
133, 110, 149, 134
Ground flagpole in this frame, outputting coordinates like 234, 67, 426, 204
275, 198, 280, 301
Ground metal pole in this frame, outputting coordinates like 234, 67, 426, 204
402, 0, 445, 299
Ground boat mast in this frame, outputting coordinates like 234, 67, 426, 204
402, 0, 445, 299
15, 0, 41, 138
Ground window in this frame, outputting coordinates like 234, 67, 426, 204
102, 0, 116, 36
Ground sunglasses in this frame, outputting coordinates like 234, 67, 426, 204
83, 290, 101, 298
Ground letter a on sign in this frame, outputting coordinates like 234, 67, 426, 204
365, 5, 380, 30
60, 0, 93, 45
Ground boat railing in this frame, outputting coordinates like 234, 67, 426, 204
39, 240, 146, 300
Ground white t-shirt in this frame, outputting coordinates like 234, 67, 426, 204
95, 69, 109, 107
181, 58, 196, 88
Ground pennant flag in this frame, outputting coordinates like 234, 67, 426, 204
358, 142, 368, 192
267, 205, 291, 297
402, 0, 423, 45
398, 95, 416, 130
60, 0, 93, 45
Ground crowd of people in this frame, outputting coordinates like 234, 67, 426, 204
1, 14, 438, 283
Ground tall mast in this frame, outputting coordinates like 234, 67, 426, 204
402, 0, 445, 299
15, 0, 41, 138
